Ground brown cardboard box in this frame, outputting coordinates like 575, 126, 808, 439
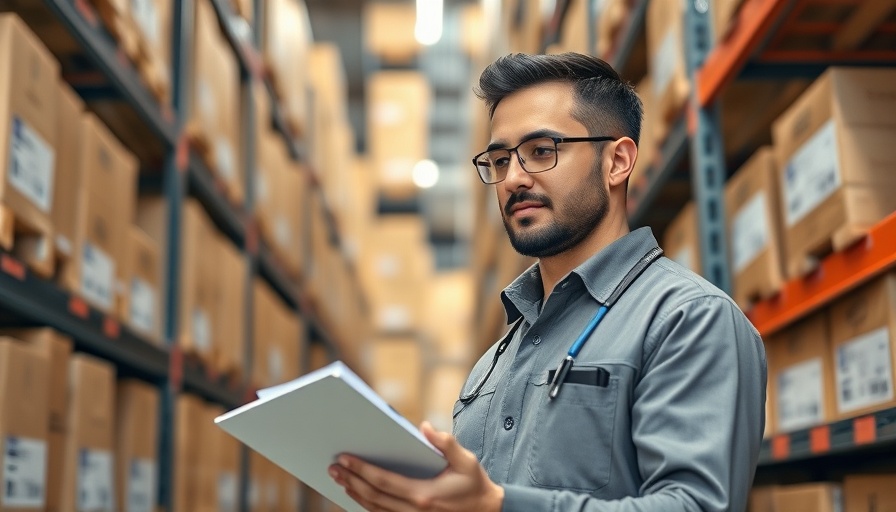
263, 0, 311, 135
173, 395, 203, 512
0, 14, 60, 277
423, 271, 475, 362
215, 239, 247, 378
47, 430, 66, 512
278, 468, 300, 512
248, 450, 268, 512
714, 0, 745, 43
724, 147, 786, 310
0, 338, 51, 512
130, 0, 172, 104
216, 414, 241, 512
363, 2, 419, 63
503, 0, 542, 54
596, 0, 628, 59
748, 485, 778, 512
0, 328, 71, 432
366, 72, 431, 200
663, 202, 701, 275
424, 364, 468, 433
767, 312, 836, 433
125, 226, 163, 342
367, 336, 424, 425
178, 200, 218, 363
646, 0, 689, 139
196, 404, 221, 511
558, 0, 588, 54
772, 67, 896, 278
773, 483, 842, 512
61, 354, 116, 512
53, 82, 84, 264
114, 380, 159, 512
632, 76, 657, 187
828, 273, 896, 421
252, 279, 302, 387
843, 474, 896, 512
57, 113, 138, 316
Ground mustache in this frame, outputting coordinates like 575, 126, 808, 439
504, 192, 552, 216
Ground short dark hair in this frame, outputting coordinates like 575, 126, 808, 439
475, 53, 642, 145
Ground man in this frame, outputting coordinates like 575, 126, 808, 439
329, 52, 766, 512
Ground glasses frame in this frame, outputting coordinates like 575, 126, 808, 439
472, 135, 617, 184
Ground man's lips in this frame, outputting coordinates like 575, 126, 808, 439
510, 201, 544, 215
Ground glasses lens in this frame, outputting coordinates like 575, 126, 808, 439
518, 137, 558, 173
476, 150, 510, 184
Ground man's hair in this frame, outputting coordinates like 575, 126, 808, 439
475, 53, 642, 145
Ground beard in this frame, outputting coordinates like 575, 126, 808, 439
501, 161, 610, 258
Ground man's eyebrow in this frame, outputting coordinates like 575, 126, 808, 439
486, 129, 565, 152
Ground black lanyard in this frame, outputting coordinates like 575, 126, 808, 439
459, 246, 663, 404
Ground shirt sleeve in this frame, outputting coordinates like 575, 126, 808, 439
500, 295, 767, 512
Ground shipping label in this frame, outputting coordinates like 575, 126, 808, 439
130, 0, 160, 47
214, 137, 236, 182
269, 346, 284, 384
2, 436, 47, 508
77, 449, 114, 512
783, 119, 842, 226
218, 472, 238, 512
8, 116, 55, 213
652, 29, 678, 98
130, 278, 158, 335
275, 215, 291, 248
81, 243, 116, 310
378, 305, 410, 331
126, 458, 156, 512
731, 192, 770, 273
191, 308, 212, 352
777, 358, 825, 432
835, 327, 894, 414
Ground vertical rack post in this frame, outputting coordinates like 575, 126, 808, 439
684, 0, 731, 293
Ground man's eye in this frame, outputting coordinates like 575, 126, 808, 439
494, 157, 510, 167
531, 146, 556, 158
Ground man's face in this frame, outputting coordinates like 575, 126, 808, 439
489, 82, 610, 258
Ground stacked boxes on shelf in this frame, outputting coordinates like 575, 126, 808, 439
646, 0, 689, 141
252, 279, 303, 389
262, 0, 312, 137
363, 2, 420, 64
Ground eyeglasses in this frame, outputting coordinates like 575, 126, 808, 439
472, 136, 617, 184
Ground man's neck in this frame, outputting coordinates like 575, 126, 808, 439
538, 215, 630, 299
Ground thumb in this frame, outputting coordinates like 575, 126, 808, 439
421, 421, 468, 467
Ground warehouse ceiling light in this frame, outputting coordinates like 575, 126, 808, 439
415, 0, 443, 46
413, 159, 440, 188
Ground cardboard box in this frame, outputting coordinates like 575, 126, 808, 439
366, 72, 431, 200
363, 2, 419, 63
263, 0, 311, 135
252, 279, 302, 387
772, 67, 896, 278
61, 354, 116, 512
724, 147, 786, 310
773, 483, 842, 512
646, 0, 689, 139
0, 14, 60, 277
663, 202, 701, 275
114, 380, 159, 512
124, 226, 163, 342
0, 338, 51, 512
53, 81, 84, 264
596, 0, 628, 59
632, 76, 657, 187
47, 430, 66, 512
424, 364, 468, 433
714, 0, 745, 43
56, 113, 138, 316
196, 404, 221, 511
214, 239, 247, 378
130, 0, 172, 104
367, 336, 424, 425
503, 0, 542, 55
767, 312, 836, 433
278, 468, 300, 512
248, 450, 268, 512
828, 273, 896, 420
843, 474, 896, 512
216, 410, 241, 512
748, 485, 778, 512
0, 328, 71, 432
173, 395, 203, 512
423, 271, 475, 362
178, 201, 218, 362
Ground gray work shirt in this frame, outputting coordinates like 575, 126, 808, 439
452, 227, 767, 512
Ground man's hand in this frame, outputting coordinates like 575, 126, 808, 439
328, 421, 504, 512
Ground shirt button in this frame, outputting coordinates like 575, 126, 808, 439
504, 417, 515, 430
532, 335, 541, 345
561, 281, 569, 289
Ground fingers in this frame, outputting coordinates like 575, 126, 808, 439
421, 421, 476, 471
330, 463, 415, 512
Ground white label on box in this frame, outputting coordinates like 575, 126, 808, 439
130, 278, 157, 335
375, 254, 400, 278
783, 119, 842, 226
835, 327, 894, 414
378, 305, 410, 331
8, 116, 55, 213
672, 247, 694, 272
77, 449, 114, 512
191, 308, 212, 352
731, 192, 770, 273
275, 215, 291, 248
255, 171, 269, 204
217, 472, 238, 512
56, 235, 73, 257
2, 436, 47, 508
777, 358, 824, 432
373, 102, 404, 126
269, 346, 284, 384
81, 243, 116, 310
377, 379, 405, 404
215, 137, 236, 182
126, 458, 156, 512
198, 79, 214, 122
382, 158, 414, 184
652, 29, 678, 98
131, 0, 160, 47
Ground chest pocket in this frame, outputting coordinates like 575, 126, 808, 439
452, 379, 499, 461
525, 366, 619, 492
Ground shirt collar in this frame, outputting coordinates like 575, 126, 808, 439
500, 227, 660, 324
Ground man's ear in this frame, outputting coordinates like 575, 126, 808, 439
607, 137, 638, 188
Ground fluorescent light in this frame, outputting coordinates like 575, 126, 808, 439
412, 159, 440, 189
415, 0, 443, 46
